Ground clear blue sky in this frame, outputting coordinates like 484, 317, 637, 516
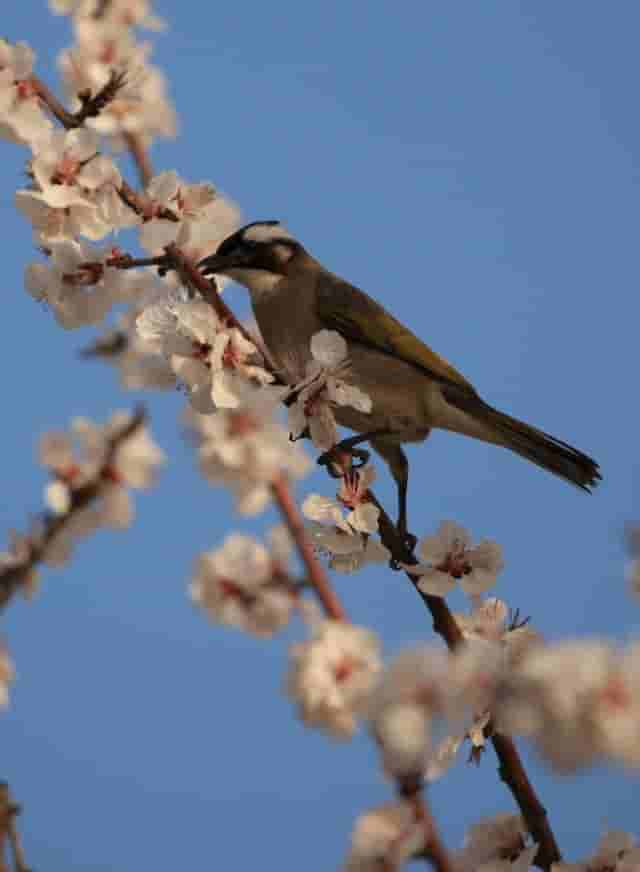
1, 2, 638, 868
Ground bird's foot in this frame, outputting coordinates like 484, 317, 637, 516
317, 442, 370, 479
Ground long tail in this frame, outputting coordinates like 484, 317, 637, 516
445, 392, 601, 491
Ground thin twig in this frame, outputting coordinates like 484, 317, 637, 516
271, 475, 347, 621
30, 71, 127, 130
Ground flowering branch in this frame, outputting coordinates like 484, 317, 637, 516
0, 407, 148, 612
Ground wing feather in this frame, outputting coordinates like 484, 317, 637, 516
316, 276, 476, 392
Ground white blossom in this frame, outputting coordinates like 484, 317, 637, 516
344, 802, 427, 872
287, 620, 382, 739
403, 521, 503, 597
136, 172, 240, 274
137, 298, 273, 410
190, 531, 296, 638
288, 330, 372, 452
302, 470, 390, 573
17, 130, 133, 242
25, 240, 138, 328
0, 39, 53, 147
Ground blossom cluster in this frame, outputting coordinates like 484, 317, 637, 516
53, 0, 175, 151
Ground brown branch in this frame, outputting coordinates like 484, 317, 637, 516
271, 475, 347, 622
30, 70, 127, 130
492, 733, 560, 871
0, 786, 29, 872
123, 131, 154, 187
0, 407, 146, 613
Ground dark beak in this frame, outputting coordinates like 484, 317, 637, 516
198, 251, 252, 276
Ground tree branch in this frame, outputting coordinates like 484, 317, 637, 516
271, 475, 347, 622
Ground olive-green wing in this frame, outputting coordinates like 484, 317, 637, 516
316, 276, 476, 393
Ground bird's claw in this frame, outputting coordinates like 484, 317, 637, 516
317, 443, 370, 478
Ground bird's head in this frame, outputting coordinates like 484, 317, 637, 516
199, 220, 304, 296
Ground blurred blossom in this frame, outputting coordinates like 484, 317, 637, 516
402, 520, 503, 597
188, 387, 311, 515
366, 646, 452, 779
286, 620, 382, 739
496, 640, 640, 772
191, 528, 296, 638
552, 831, 640, 872
454, 814, 530, 872
344, 802, 426, 872
288, 329, 372, 452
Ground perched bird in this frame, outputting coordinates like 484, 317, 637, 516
200, 221, 600, 543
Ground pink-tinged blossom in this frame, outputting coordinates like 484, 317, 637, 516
344, 802, 427, 872
136, 172, 241, 273
136, 298, 273, 410
288, 330, 372, 452
188, 389, 311, 515
301, 468, 389, 573
25, 240, 138, 328
286, 620, 382, 739
402, 521, 503, 597
191, 529, 296, 638
17, 135, 135, 243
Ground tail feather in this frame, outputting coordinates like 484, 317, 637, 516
445, 392, 601, 491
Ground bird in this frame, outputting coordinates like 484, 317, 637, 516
199, 220, 600, 544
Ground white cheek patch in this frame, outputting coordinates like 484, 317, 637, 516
273, 243, 293, 264
225, 267, 283, 297
243, 223, 292, 244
